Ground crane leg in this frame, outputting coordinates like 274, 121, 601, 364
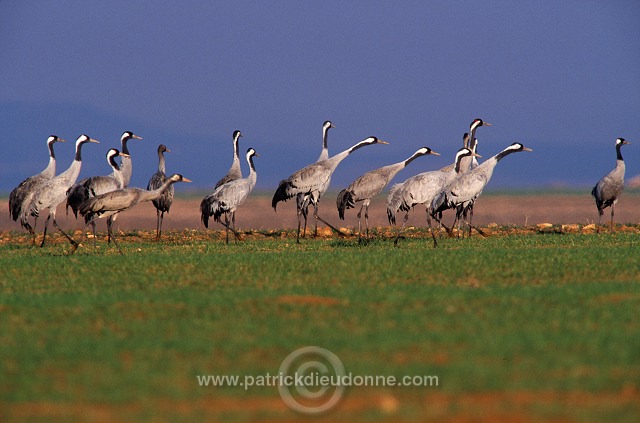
296, 208, 302, 244
596, 207, 603, 233
156, 210, 161, 240
426, 209, 438, 248
53, 217, 79, 253
357, 204, 364, 241
219, 213, 241, 243
107, 218, 123, 255
40, 215, 51, 247
23, 219, 36, 246
232, 211, 238, 244
610, 205, 615, 233
302, 205, 309, 238
394, 212, 410, 247
364, 204, 370, 240
314, 209, 347, 238
224, 214, 229, 244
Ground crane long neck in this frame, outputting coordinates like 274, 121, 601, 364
495, 148, 518, 162
48, 141, 56, 159
43, 144, 57, 177
616, 143, 624, 161
328, 141, 371, 170
322, 125, 330, 152
143, 179, 176, 202
158, 151, 166, 173
403, 151, 426, 168
74, 141, 87, 162
121, 137, 130, 155
469, 123, 480, 145
120, 139, 132, 187
454, 155, 467, 174
246, 154, 257, 186
233, 136, 240, 162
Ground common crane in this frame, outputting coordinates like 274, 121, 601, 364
9, 135, 65, 241
272, 136, 388, 242
387, 147, 478, 246
591, 138, 630, 233
29, 134, 100, 250
337, 147, 440, 240
200, 148, 259, 244
66, 148, 129, 217
147, 144, 173, 240
79, 174, 191, 254
297, 120, 335, 237
431, 142, 533, 236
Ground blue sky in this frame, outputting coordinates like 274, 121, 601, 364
1, 1, 639, 193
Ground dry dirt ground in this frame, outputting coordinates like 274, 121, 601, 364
2, 192, 640, 237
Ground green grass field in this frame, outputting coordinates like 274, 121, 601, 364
1, 230, 640, 422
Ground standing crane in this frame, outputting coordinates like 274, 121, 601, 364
297, 120, 335, 238
9, 135, 65, 241
201, 148, 259, 244
387, 147, 478, 246
79, 174, 191, 254
66, 131, 141, 215
117, 130, 143, 187
591, 138, 630, 233
214, 130, 243, 189
66, 148, 128, 217
28, 134, 100, 250
272, 136, 388, 243
337, 147, 440, 240
431, 142, 533, 235
147, 144, 173, 240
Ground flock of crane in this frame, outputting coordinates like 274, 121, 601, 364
7, 118, 629, 253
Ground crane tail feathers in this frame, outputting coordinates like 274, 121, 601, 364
272, 180, 293, 211
336, 189, 354, 220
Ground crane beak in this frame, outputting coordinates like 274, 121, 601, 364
58, 138, 67, 143
483, 122, 493, 126
165, 148, 171, 153
430, 151, 441, 156
522, 147, 533, 152
118, 152, 131, 158
622, 140, 631, 145
378, 140, 389, 144
132, 135, 143, 140
182, 177, 193, 183
473, 152, 482, 158
90, 138, 100, 144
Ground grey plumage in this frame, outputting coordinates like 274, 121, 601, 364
215, 130, 243, 189
387, 148, 477, 246
116, 131, 143, 187
297, 120, 335, 237
29, 134, 100, 249
459, 118, 490, 173
272, 136, 388, 242
337, 147, 440, 239
438, 118, 491, 173
66, 148, 128, 219
431, 142, 533, 233
79, 174, 191, 253
147, 144, 173, 240
591, 138, 630, 232
9, 135, 65, 238
201, 148, 258, 243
